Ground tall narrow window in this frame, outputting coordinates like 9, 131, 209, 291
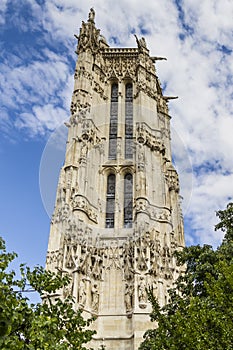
109, 83, 118, 159
125, 83, 133, 159
106, 174, 116, 228
124, 173, 133, 228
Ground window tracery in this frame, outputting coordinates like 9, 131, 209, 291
109, 83, 118, 159
106, 174, 116, 228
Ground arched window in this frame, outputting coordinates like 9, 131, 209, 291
124, 173, 133, 228
106, 174, 116, 228
125, 83, 133, 159
109, 83, 118, 159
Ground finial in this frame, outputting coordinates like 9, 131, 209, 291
88, 8, 95, 23
134, 34, 148, 52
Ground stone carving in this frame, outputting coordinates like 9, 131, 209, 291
91, 282, 100, 312
136, 247, 148, 271
72, 194, 98, 223
134, 80, 157, 100
104, 55, 138, 81
161, 127, 171, 139
79, 119, 100, 143
105, 246, 123, 270
79, 278, 87, 307
93, 81, 107, 99
137, 143, 145, 170
135, 35, 148, 53
88, 7, 95, 23
123, 251, 134, 281
46, 249, 63, 271
75, 9, 101, 54
74, 67, 92, 82
165, 164, 180, 192
157, 96, 169, 115
135, 197, 171, 223
65, 242, 76, 269
136, 122, 165, 154
125, 282, 133, 314
138, 277, 147, 308
91, 252, 103, 280
47, 225, 179, 314
63, 272, 74, 298
70, 100, 90, 119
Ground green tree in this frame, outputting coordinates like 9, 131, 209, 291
140, 203, 233, 350
0, 237, 95, 349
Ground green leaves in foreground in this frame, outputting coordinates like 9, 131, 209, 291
0, 237, 95, 349
140, 203, 233, 350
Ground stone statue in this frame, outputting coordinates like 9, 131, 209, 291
135, 35, 148, 52
91, 283, 99, 312
125, 282, 133, 313
88, 8, 95, 22
138, 277, 147, 307
79, 278, 86, 307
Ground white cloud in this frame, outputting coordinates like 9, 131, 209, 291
0, 0, 8, 25
16, 104, 67, 137
0, 48, 73, 136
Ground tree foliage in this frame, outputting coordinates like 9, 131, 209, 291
140, 203, 233, 350
0, 237, 95, 349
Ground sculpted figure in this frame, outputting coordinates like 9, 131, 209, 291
91, 283, 99, 312
79, 278, 86, 307
125, 282, 133, 313
138, 277, 147, 306
88, 8, 95, 22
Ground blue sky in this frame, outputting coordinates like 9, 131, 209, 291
1, 0, 233, 273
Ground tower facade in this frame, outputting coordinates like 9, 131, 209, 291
46, 9, 185, 350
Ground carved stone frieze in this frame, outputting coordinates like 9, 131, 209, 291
104, 55, 137, 81
46, 226, 180, 313
72, 194, 98, 223
78, 118, 100, 143
136, 122, 165, 154
135, 197, 171, 223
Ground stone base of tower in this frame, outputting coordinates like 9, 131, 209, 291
88, 313, 152, 350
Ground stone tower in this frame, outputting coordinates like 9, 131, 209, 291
46, 9, 185, 350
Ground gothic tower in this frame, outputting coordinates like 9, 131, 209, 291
46, 9, 185, 350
